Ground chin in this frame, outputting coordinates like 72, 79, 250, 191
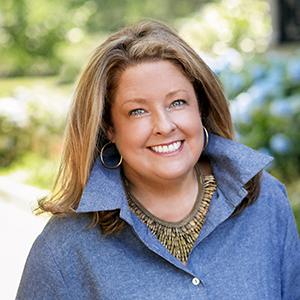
156, 165, 194, 180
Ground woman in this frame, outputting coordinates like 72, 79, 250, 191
17, 21, 300, 299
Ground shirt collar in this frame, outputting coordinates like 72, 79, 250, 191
77, 134, 273, 214
202, 134, 273, 206
76, 158, 128, 213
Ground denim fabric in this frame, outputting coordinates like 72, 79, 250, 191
16, 134, 300, 299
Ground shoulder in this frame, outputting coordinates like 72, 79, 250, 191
38, 214, 97, 249
259, 171, 289, 214
258, 172, 300, 297
231, 171, 295, 239
251, 171, 292, 223
42, 214, 93, 237
21, 214, 103, 281
260, 171, 286, 195
246, 171, 297, 241
16, 215, 93, 299
28, 214, 102, 264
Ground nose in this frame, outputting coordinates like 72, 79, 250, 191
153, 111, 177, 136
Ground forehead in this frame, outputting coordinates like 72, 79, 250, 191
115, 60, 194, 98
121, 59, 191, 81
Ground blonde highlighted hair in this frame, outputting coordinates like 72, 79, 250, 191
37, 21, 261, 232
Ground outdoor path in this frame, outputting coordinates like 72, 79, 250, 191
0, 177, 48, 300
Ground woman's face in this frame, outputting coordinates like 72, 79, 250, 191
107, 60, 204, 183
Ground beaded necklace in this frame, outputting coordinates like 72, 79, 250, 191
123, 166, 217, 263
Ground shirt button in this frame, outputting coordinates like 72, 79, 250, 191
192, 277, 200, 286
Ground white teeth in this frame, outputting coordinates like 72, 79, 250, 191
151, 141, 182, 154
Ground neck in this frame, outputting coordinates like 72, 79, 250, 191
123, 165, 200, 222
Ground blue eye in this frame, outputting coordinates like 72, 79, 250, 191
130, 109, 145, 116
171, 100, 185, 107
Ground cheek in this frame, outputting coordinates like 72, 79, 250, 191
113, 120, 151, 151
179, 110, 202, 134
184, 112, 204, 149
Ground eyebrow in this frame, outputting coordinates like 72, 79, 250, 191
166, 89, 188, 98
121, 98, 147, 107
121, 89, 188, 106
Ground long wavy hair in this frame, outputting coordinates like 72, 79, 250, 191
37, 21, 261, 233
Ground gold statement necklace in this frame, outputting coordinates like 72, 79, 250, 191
123, 165, 217, 263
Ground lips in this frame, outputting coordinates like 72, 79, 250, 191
150, 141, 182, 154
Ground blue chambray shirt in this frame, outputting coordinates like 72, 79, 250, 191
17, 134, 300, 299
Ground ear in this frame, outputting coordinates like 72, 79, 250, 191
106, 126, 115, 143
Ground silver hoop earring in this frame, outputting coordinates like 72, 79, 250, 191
202, 126, 209, 151
100, 142, 123, 169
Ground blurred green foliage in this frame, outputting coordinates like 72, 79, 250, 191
1, 0, 67, 76
178, 0, 272, 56
0, 0, 273, 79
0, 0, 208, 77
0, 84, 67, 168
225, 52, 300, 183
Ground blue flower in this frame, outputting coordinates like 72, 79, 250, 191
269, 134, 292, 154
250, 65, 266, 80
230, 92, 254, 124
287, 58, 300, 82
269, 98, 293, 117
247, 84, 267, 104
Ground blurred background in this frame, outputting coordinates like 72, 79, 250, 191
0, 0, 299, 298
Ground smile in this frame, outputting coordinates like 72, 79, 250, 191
150, 141, 182, 154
